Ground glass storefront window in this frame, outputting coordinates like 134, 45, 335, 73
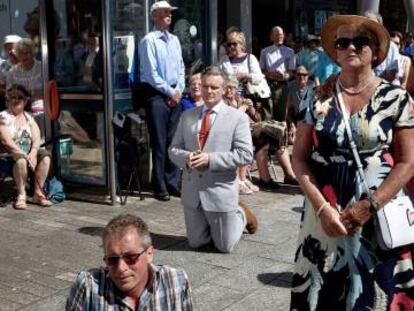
48, 0, 107, 185
169, 0, 205, 76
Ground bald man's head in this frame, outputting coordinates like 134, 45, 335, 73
271, 26, 284, 45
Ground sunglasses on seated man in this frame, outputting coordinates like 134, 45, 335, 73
335, 36, 371, 51
103, 248, 148, 266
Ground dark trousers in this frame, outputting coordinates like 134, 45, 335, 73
268, 80, 287, 121
145, 93, 181, 194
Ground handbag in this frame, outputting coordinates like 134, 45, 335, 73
336, 82, 414, 250
245, 54, 271, 99
44, 176, 65, 204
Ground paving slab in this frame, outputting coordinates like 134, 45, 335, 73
0, 183, 303, 310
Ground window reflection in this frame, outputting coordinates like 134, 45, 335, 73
52, 0, 102, 92
169, 0, 205, 75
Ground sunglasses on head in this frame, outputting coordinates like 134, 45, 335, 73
335, 36, 371, 50
104, 248, 147, 266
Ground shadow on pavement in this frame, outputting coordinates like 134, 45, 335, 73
257, 272, 292, 288
151, 233, 219, 253
79, 226, 104, 236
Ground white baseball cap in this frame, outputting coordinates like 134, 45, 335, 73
4, 35, 22, 45
150, 1, 178, 15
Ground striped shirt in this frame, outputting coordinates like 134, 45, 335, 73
66, 265, 193, 311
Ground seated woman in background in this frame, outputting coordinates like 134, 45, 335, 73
285, 65, 315, 143
180, 73, 203, 111
223, 77, 260, 194
0, 84, 52, 209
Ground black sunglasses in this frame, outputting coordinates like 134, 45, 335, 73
226, 42, 238, 47
103, 248, 147, 266
296, 73, 308, 77
335, 36, 371, 50
7, 95, 26, 102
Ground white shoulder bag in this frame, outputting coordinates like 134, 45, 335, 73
336, 82, 414, 250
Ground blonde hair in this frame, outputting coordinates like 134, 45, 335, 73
189, 73, 201, 83
15, 38, 35, 55
227, 31, 246, 51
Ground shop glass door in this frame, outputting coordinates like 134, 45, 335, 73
46, 0, 107, 185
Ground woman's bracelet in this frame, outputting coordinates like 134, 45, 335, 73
316, 202, 330, 218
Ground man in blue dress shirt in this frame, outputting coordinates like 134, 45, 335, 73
139, 1, 185, 201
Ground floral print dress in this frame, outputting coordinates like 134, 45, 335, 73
290, 80, 414, 311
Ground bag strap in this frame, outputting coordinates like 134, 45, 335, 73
247, 53, 251, 73
335, 82, 372, 198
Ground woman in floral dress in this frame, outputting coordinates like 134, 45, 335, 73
290, 15, 414, 310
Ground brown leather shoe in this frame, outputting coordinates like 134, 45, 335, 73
239, 201, 258, 234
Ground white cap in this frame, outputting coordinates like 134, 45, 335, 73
4, 35, 21, 45
150, 1, 178, 15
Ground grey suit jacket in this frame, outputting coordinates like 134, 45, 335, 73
169, 102, 253, 212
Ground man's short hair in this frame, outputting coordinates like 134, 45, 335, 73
201, 66, 225, 84
102, 214, 152, 249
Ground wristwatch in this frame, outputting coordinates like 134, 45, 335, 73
369, 197, 381, 213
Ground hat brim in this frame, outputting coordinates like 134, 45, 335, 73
150, 6, 178, 15
321, 15, 390, 68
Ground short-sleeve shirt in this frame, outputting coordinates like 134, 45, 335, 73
0, 110, 34, 155
259, 44, 296, 73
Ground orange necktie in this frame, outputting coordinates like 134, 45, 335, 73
199, 109, 212, 150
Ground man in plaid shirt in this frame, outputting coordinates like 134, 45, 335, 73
66, 214, 193, 310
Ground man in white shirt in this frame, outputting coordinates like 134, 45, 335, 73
259, 26, 296, 121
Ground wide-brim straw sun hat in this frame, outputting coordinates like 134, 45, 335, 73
321, 15, 390, 68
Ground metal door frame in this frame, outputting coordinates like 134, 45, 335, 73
39, 0, 117, 204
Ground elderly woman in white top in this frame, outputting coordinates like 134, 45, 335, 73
0, 84, 51, 209
218, 30, 264, 97
6, 38, 44, 133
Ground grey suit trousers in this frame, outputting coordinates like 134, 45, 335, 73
184, 204, 246, 253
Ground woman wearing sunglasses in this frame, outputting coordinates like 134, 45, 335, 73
290, 15, 414, 310
0, 84, 52, 209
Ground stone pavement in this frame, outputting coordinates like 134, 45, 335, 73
0, 184, 303, 311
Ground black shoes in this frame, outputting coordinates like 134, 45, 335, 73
284, 176, 299, 186
154, 192, 170, 201
154, 186, 181, 201
167, 187, 181, 198
257, 179, 280, 190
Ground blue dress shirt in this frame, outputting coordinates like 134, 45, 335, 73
139, 29, 185, 97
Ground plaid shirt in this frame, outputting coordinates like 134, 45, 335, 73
66, 265, 193, 311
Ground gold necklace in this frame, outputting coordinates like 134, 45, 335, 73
338, 75, 375, 95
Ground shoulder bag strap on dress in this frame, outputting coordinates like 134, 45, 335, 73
335, 82, 372, 198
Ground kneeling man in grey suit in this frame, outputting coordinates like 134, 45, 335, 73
169, 66, 257, 253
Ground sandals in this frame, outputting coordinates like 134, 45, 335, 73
14, 194, 27, 210
32, 193, 52, 207
239, 180, 253, 195
245, 179, 259, 192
